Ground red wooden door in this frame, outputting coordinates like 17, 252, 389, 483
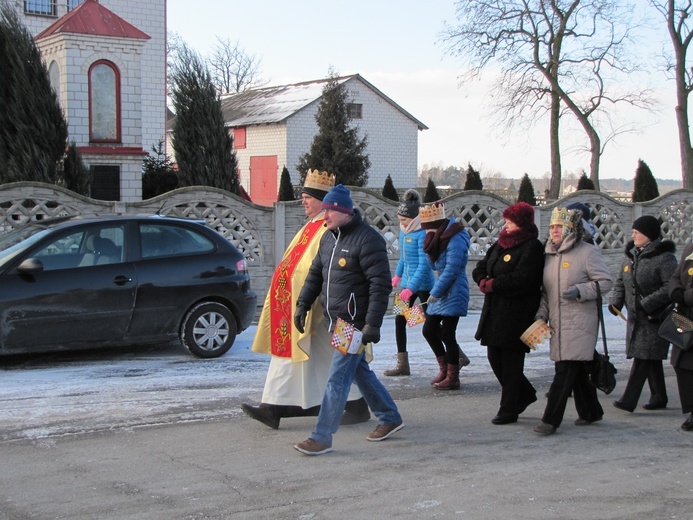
249, 156, 278, 206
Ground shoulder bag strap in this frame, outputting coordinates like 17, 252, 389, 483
595, 281, 609, 357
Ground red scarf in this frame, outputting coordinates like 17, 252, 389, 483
497, 225, 538, 249
423, 219, 464, 262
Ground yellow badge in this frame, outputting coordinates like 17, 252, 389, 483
688, 267, 693, 276
503, 254, 511, 262
338, 258, 347, 267
561, 261, 570, 269
406, 237, 412, 243
624, 265, 630, 273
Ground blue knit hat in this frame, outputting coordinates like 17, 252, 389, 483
322, 184, 354, 215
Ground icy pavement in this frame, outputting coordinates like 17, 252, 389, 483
0, 310, 629, 441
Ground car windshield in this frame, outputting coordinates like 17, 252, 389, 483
0, 226, 53, 265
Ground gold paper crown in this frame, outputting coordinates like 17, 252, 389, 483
549, 207, 575, 229
419, 202, 446, 223
303, 169, 336, 193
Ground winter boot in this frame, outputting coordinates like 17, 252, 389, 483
458, 347, 470, 367
384, 352, 410, 376
434, 364, 460, 390
430, 356, 447, 386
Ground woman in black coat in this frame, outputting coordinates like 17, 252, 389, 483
472, 202, 545, 425
668, 242, 693, 431
609, 216, 677, 413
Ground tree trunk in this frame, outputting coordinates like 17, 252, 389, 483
549, 91, 562, 199
674, 39, 693, 189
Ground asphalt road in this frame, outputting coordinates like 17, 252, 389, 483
1, 334, 692, 520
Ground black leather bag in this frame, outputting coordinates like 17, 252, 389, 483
587, 282, 617, 394
589, 350, 617, 394
658, 308, 693, 351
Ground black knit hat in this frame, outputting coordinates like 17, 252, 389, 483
397, 189, 422, 219
632, 215, 661, 242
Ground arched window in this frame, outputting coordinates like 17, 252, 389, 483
48, 61, 60, 101
89, 60, 121, 142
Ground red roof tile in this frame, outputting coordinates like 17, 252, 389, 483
36, 0, 150, 40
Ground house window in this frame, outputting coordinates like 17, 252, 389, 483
91, 165, 121, 201
67, 0, 83, 10
89, 61, 121, 143
48, 61, 60, 100
24, 0, 56, 15
347, 103, 363, 119
233, 127, 246, 149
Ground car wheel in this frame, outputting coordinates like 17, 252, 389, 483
181, 302, 237, 358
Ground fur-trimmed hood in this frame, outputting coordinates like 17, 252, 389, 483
625, 238, 676, 260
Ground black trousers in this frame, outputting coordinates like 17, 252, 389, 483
394, 290, 429, 353
542, 360, 603, 428
674, 366, 693, 413
422, 314, 460, 365
487, 347, 536, 418
618, 358, 668, 410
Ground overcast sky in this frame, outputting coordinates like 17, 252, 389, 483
167, 0, 682, 182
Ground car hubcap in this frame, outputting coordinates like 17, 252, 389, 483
193, 311, 229, 351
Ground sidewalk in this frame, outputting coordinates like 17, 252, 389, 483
1, 312, 691, 519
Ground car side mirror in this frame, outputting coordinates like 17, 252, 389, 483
17, 258, 44, 274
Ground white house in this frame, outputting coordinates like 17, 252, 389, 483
4, 0, 166, 202
218, 74, 427, 206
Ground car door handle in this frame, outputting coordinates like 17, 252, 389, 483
113, 275, 133, 286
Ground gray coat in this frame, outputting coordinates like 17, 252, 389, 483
537, 232, 613, 362
610, 239, 677, 360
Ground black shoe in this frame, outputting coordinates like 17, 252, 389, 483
341, 397, 371, 425
613, 400, 635, 413
241, 404, 280, 429
682, 414, 693, 432
518, 394, 538, 414
642, 401, 667, 411
491, 414, 518, 425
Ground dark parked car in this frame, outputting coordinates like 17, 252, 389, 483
0, 214, 257, 358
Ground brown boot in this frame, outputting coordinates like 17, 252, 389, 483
384, 352, 410, 376
430, 356, 447, 386
434, 364, 460, 390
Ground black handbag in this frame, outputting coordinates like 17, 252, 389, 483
588, 282, 617, 394
658, 307, 693, 351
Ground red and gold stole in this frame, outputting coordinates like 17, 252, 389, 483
270, 219, 324, 357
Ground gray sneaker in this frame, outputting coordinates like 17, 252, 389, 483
366, 421, 404, 442
533, 421, 556, 435
294, 438, 332, 456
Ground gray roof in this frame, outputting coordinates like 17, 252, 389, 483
219, 74, 428, 130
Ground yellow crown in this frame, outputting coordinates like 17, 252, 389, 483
549, 207, 575, 229
303, 169, 336, 193
419, 202, 445, 222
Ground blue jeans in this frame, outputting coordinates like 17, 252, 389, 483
311, 349, 402, 447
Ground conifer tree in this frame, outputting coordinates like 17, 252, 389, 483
577, 172, 595, 191
632, 159, 660, 202
142, 140, 178, 199
278, 165, 295, 201
517, 173, 536, 205
423, 177, 441, 202
464, 163, 483, 190
170, 44, 239, 194
59, 142, 91, 196
382, 174, 399, 201
297, 70, 370, 186
0, 4, 67, 183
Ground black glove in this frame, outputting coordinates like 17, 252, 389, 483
293, 303, 309, 334
361, 324, 381, 345
608, 304, 622, 317
671, 288, 685, 305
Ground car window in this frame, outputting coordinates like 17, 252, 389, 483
34, 224, 125, 270
140, 223, 215, 259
